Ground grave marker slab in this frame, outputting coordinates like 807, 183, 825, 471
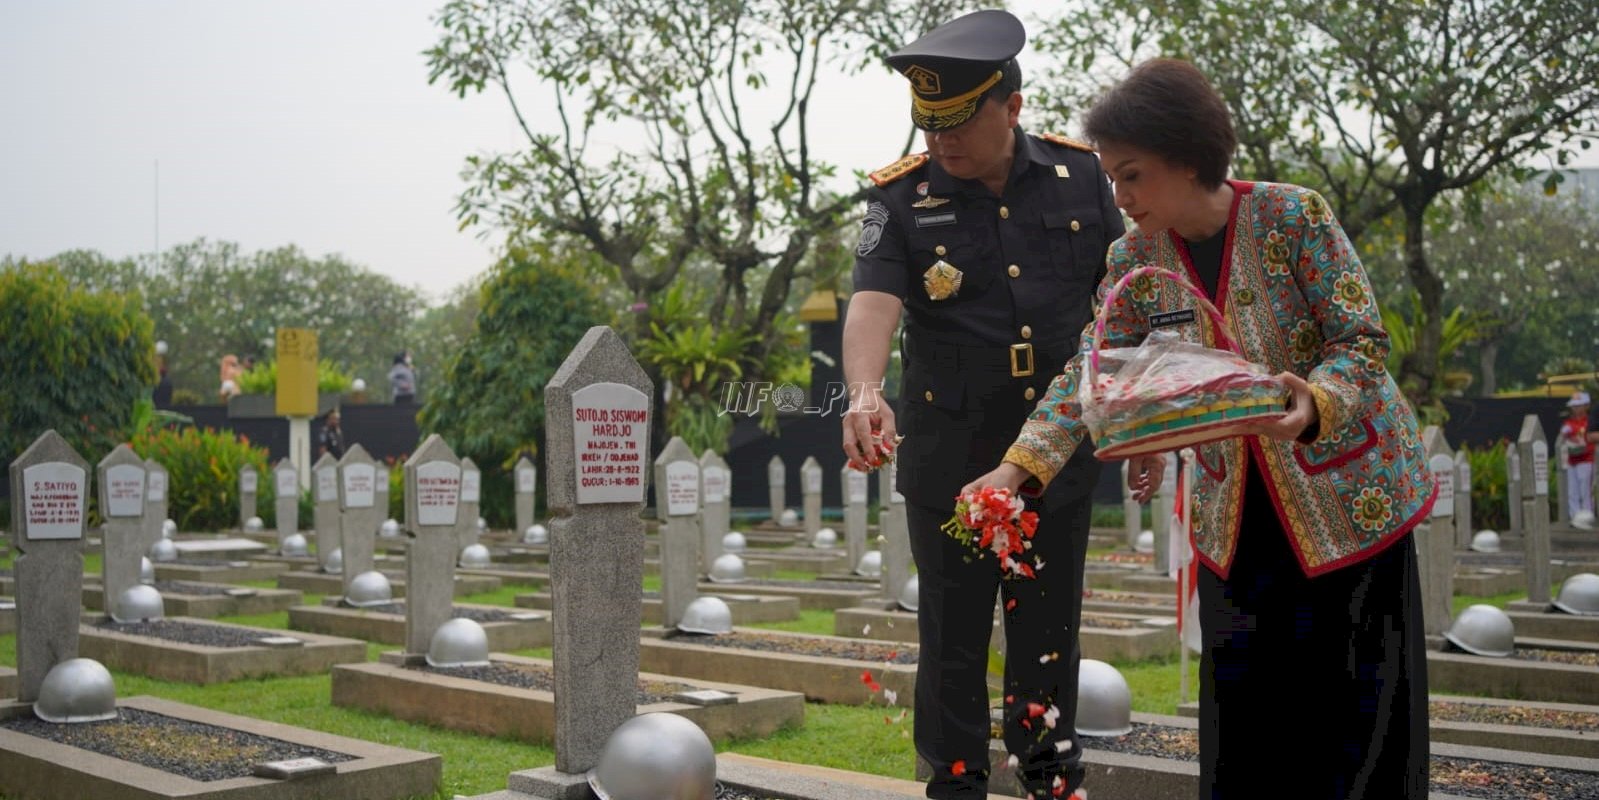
339, 445, 382, 588
458, 457, 482, 552
98, 445, 147, 618
1508, 440, 1523, 538
843, 466, 869, 571
405, 435, 462, 655
239, 465, 259, 528
801, 456, 823, 538
312, 453, 340, 568
1455, 449, 1474, 550
514, 456, 537, 537
768, 455, 785, 523
9, 431, 89, 703
700, 451, 731, 574
1519, 415, 1553, 604
144, 458, 169, 551
544, 326, 652, 774
273, 458, 299, 549
1152, 451, 1177, 572
1121, 461, 1141, 550
881, 460, 910, 600
1417, 427, 1456, 637
656, 437, 700, 629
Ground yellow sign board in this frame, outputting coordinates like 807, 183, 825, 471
275, 328, 318, 417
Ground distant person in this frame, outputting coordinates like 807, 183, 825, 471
1561, 392, 1594, 526
153, 363, 174, 408
318, 409, 347, 459
219, 354, 243, 402
389, 351, 417, 405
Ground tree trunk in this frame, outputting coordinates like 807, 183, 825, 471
1478, 340, 1499, 397
1397, 202, 1443, 406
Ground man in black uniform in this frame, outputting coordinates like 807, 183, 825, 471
840, 10, 1130, 799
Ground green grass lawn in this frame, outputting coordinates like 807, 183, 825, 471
2, 565, 1528, 797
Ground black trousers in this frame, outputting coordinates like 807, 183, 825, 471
908, 488, 1092, 798
1199, 463, 1429, 799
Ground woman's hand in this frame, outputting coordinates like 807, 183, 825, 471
960, 462, 1032, 498
1247, 372, 1319, 442
1125, 453, 1164, 504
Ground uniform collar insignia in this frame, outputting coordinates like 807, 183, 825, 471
911, 195, 951, 209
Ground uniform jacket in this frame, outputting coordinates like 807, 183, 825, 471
852, 128, 1125, 510
1007, 180, 1437, 577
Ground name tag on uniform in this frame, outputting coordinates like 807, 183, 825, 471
915, 212, 957, 228
1149, 309, 1197, 329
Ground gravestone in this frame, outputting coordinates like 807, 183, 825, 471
144, 458, 169, 550
1417, 427, 1457, 638
767, 455, 785, 523
843, 465, 869, 571
458, 457, 482, 552
10, 431, 90, 703
700, 450, 731, 574
515, 456, 537, 537
312, 453, 340, 565
239, 465, 259, 528
1518, 415, 1552, 604
545, 326, 652, 777
1151, 452, 1177, 571
1555, 439, 1572, 526
98, 445, 147, 618
655, 437, 700, 629
273, 458, 299, 549
1455, 449, 1474, 551
1507, 441, 1523, 539
881, 460, 911, 600
338, 445, 381, 586
801, 456, 823, 539
404, 435, 463, 655
1121, 461, 1141, 550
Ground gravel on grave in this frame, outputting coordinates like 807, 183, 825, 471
1078, 723, 1599, 799
414, 662, 700, 705
150, 581, 238, 596
0, 707, 354, 782
1430, 700, 1599, 731
92, 618, 285, 648
1081, 616, 1140, 630
1511, 647, 1599, 668
738, 578, 875, 591
354, 601, 517, 623
1081, 589, 1173, 607
666, 630, 917, 664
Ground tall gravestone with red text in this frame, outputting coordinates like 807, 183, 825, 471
9, 431, 90, 703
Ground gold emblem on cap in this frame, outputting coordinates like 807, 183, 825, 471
923, 260, 963, 301
904, 65, 941, 95
912, 195, 951, 209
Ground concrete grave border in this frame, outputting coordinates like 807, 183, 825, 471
288, 600, 551, 649
638, 627, 916, 705
82, 582, 302, 619
77, 617, 367, 684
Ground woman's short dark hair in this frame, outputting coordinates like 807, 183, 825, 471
1084, 58, 1236, 190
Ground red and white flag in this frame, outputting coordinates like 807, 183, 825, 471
1170, 450, 1201, 654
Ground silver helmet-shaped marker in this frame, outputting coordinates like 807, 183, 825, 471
112, 585, 166, 624
678, 597, 734, 635
708, 554, 747, 584
1444, 604, 1515, 657
34, 658, 119, 724
588, 712, 716, 800
1552, 573, 1599, 616
1076, 658, 1133, 737
427, 618, 491, 668
344, 570, 394, 608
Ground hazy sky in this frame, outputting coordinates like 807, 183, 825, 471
0, 0, 920, 303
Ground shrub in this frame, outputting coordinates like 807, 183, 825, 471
235, 359, 356, 395
0, 262, 157, 468
130, 425, 273, 532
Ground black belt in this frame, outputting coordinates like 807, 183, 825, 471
903, 335, 1073, 377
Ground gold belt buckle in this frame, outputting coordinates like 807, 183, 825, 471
1009, 343, 1034, 377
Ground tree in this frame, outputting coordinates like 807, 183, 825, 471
425, 0, 966, 387
417, 246, 611, 523
407, 275, 486, 402
1033, 0, 1599, 403
6, 240, 427, 398
1360, 187, 1599, 394
0, 262, 157, 468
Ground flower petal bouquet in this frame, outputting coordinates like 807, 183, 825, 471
847, 431, 904, 473
940, 486, 1041, 579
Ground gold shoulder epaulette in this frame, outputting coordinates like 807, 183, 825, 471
1038, 132, 1095, 153
869, 153, 930, 187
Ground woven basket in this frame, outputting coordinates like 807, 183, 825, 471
1082, 266, 1287, 460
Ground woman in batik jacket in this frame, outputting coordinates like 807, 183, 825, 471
965, 59, 1434, 798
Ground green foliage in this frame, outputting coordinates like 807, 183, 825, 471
386, 457, 406, 521
129, 425, 272, 532
1466, 443, 1510, 532
0, 262, 157, 467
637, 283, 757, 452
234, 358, 357, 395
1377, 291, 1482, 422
419, 249, 608, 527
6, 240, 425, 400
